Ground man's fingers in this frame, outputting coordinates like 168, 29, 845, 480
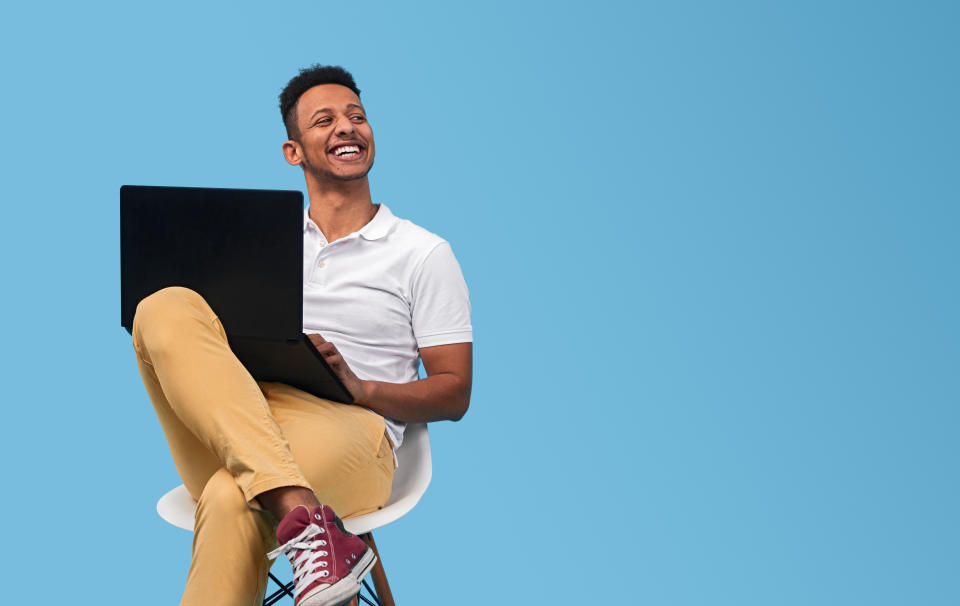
314, 343, 342, 365
307, 335, 347, 374
323, 353, 343, 370
311, 338, 337, 355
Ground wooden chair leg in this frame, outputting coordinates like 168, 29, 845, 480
360, 532, 396, 606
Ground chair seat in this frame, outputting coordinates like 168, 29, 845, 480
157, 422, 432, 536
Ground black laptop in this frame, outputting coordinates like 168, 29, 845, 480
120, 184, 353, 403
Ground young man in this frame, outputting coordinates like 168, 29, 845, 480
132, 65, 472, 606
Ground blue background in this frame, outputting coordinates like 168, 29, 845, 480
2, 1, 957, 604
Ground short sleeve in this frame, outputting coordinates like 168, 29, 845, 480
410, 241, 473, 348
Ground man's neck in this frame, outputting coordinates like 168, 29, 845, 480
305, 176, 377, 242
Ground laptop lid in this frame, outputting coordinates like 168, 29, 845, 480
120, 185, 304, 340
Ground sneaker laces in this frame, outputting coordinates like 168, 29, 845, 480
268, 523, 331, 599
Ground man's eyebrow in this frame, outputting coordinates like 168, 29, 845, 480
308, 104, 365, 121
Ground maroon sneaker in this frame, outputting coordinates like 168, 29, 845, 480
268, 504, 376, 606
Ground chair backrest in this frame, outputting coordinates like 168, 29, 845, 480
157, 422, 432, 535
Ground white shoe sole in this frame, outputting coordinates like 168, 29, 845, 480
299, 548, 377, 606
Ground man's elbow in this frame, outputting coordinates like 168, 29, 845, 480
447, 388, 471, 422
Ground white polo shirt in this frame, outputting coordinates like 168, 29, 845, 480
302, 204, 472, 452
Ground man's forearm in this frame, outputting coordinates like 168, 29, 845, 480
310, 335, 472, 423
357, 373, 470, 423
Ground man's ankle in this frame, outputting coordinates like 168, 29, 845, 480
257, 485, 321, 519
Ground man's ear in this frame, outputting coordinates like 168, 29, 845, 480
282, 139, 303, 167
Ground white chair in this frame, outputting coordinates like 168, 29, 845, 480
157, 422, 432, 606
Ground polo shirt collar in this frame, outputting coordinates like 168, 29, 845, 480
359, 204, 396, 240
302, 204, 397, 241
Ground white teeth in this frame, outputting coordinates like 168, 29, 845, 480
334, 145, 360, 156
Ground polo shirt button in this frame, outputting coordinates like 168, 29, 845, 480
316, 260, 325, 268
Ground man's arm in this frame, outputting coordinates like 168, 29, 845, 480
308, 334, 472, 423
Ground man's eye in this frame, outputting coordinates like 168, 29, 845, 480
315, 118, 332, 126
351, 115, 365, 122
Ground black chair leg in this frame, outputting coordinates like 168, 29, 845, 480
263, 571, 295, 606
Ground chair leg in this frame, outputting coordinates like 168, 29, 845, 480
263, 571, 295, 606
360, 532, 396, 606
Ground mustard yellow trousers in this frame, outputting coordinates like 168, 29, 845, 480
132, 286, 394, 606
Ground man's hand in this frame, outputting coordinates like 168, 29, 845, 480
307, 333, 368, 403
306, 334, 472, 422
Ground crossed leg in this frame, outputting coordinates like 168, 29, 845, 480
133, 287, 393, 606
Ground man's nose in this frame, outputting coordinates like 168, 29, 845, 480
334, 116, 356, 136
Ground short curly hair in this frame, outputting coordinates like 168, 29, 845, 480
279, 65, 361, 140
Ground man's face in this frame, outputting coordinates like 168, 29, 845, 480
289, 84, 375, 182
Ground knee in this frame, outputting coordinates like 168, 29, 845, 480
196, 468, 249, 518
195, 469, 274, 549
133, 287, 215, 349
135, 286, 207, 324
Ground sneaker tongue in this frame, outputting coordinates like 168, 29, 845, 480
276, 505, 313, 544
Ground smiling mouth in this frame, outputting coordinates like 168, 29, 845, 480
329, 144, 365, 161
